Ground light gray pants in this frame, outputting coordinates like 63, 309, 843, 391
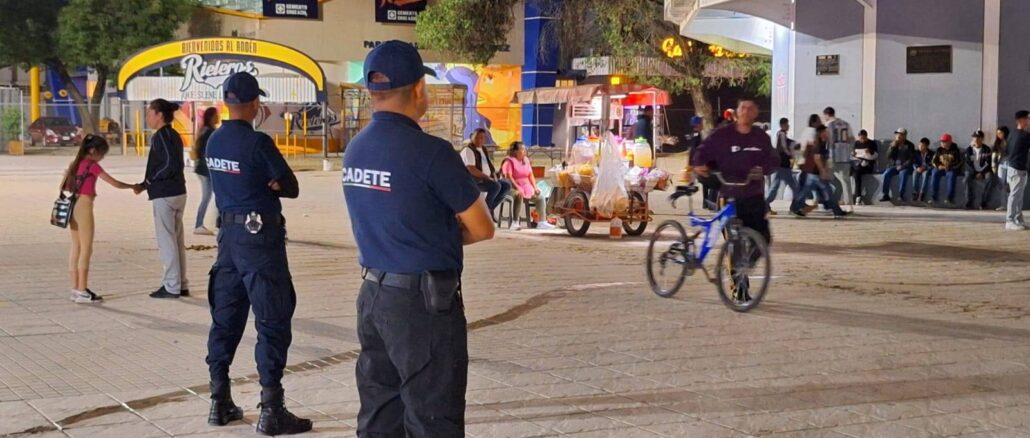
1007, 170, 1027, 226
831, 163, 854, 205
153, 195, 188, 294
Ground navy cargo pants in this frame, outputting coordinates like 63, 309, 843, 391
355, 273, 468, 438
205, 223, 296, 389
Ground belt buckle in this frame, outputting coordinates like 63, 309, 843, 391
244, 212, 263, 235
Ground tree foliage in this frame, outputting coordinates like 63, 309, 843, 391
0, 0, 195, 133
415, 0, 771, 131
416, 0, 519, 64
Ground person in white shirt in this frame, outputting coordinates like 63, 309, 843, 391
822, 107, 854, 208
461, 128, 512, 212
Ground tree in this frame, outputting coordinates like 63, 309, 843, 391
0, 0, 195, 134
416, 0, 770, 132
415, 0, 519, 65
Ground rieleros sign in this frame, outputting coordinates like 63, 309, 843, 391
117, 37, 327, 103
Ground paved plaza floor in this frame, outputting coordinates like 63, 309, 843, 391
0, 155, 1029, 437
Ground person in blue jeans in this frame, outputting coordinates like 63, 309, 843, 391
879, 128, 915, 202
790, 125, 848, 218
911, 138, 934, 202
766, 117, 798, 213
928, 133, 963, 206
460, 128, 512, 212
193, 107, 218, 235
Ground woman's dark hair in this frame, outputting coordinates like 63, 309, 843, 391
807, 114, 821, 128
507, 141, 523, 157
201, 107, 219, 129
63, 134, 109, 191
994, 126, 1010, 150
815, 124, 827, 133
149, 99, 180, 124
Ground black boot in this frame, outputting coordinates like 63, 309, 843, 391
208, 382, 244, 426
256, 386, 312, 436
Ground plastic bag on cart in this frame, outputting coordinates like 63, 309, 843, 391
625, 166, 646, 189
590, 132, 629, 217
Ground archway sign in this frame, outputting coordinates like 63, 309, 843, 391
117, 37, 326, 103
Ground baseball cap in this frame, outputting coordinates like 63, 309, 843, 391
939, 133, 953, 142
223, 72, 267, 104
971, 130, 985, 138
1016, 110, 1030, 120
364, 41, 436, 91
894, 128, 908, 135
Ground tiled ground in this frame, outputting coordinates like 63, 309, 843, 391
0, 155, 1028, 437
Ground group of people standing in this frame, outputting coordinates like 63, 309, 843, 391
760, 107, 1030, 229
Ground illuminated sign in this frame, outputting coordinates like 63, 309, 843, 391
117, 37, 327, 102
662, 38, 684, 59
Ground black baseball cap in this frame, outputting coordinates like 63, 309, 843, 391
223, 72, 266, 104
971, 130, 985, 138
1016, 110, 1030, 120
364, 41, 436, 91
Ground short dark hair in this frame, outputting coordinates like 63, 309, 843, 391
919, 137, 931, 145
1016, 110, 1030, 120
779, 117, 789, 125
470, 128, 487, 139
823, 107, 836, 116
858, 129, 868, 136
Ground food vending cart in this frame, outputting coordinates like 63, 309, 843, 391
513, 84, 672, 237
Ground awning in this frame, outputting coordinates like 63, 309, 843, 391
512, 84, 672, 106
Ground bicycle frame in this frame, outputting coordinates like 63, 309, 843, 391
688, 201, 736, 264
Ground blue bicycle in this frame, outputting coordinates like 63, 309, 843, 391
646, 173, 772, 312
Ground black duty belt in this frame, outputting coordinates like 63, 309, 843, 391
362, 268, 421, 291
219, 212, 283, 227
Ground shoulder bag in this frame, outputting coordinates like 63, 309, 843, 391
51, 162, 94, 228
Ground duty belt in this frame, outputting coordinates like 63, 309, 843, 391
362, 268, 421, 291
218, 212, 284, 234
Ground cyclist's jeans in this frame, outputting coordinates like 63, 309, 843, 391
731, 196, 771, 244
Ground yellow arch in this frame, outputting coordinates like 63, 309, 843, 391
117, 37, 325, 93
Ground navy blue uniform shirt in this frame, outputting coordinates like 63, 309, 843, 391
343, 111, 480, 274
206, 120, 291, 216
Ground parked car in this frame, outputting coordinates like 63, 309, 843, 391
28, 117, 81, 146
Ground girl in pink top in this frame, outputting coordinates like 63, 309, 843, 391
62, 135, 139, 303
501, 142, 552, 230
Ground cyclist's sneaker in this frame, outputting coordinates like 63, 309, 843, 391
802, 204, 817, 214
789, 209, 806, 217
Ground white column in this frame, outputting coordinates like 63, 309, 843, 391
861, 3, 877, 137
982, 0, 1001, 133
771, 24, 794, 133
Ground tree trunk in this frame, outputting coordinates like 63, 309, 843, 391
88, 68, 108, 134
689, 86, 715, 136
48, 59, 99, 135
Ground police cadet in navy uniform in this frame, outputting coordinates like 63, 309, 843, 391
203, 72, 312, 436
344, 41, 496, 437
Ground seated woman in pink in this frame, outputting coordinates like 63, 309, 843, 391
501, 142, 553, 230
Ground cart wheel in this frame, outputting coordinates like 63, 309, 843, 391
623, 192, 649, 236
563, 190, 591, 237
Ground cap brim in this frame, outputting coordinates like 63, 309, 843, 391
258, 89, 268, 97
422, 66, 437, 78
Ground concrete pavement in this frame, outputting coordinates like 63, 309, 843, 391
0, 155, 1029, 437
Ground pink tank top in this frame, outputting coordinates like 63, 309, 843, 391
501, 156, 535, 198
75, 159, 103, 196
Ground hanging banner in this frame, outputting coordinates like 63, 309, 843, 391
117, 37, 327, 103
374, 0, 426, 24
263, 0, 319, 19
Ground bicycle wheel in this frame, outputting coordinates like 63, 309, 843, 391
646, 220, 691, 298
715, 226, 771, 312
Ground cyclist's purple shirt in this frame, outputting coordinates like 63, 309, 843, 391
691, 124, 779, 199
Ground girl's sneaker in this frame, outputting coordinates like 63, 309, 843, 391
85, 289, 103, 301
70, 289, 101, 304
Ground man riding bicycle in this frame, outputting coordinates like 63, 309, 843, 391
690, 99, 779, 245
